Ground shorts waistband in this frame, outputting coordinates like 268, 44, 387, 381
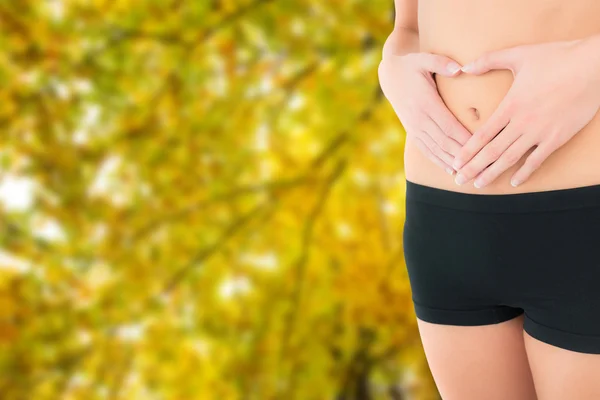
405, 179, 600, 213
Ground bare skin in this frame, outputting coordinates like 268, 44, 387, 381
381, 1, 600, 399
410, 0, 600, 194
417, 315, 537, 400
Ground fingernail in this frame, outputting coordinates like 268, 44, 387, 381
511, 179, 520, 187
455, 173, 467, 185
452, 159, 463, 170
474, 179, 484, 189
461, 63, 474, 73
446, 62, 461, 74
446, 167, 455, 175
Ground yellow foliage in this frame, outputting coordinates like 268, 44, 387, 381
0, 1, 439, 399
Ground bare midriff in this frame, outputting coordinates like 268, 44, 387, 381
404, 0, 600, 194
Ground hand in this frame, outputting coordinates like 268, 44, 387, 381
452, 38, 600, 188
378, 52, 472, 175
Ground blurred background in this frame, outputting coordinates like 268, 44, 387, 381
0, 1, 439, 399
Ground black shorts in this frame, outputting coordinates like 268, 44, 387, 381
403, 179, 600, 354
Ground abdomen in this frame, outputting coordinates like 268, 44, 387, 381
404, 0, 600, 193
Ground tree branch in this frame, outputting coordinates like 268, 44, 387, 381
160, 201, 268, 294
374, 182, 391, 252
280, 159, 346, 363
198, 0, 277, 43
132, 175, 311, 241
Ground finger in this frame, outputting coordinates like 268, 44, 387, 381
453, 93, 515, 170
457, 122, 522, 186
419, 129, 456, 167
510, 137, 561, 187
422, 117, 463, 156
428, 95, 473, 146
412, 135, 456, 175
416, 53, 463, 77
461, 46, 525, 75
473, 132, 534, 189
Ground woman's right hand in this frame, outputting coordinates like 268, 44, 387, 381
378, 52, 472, 175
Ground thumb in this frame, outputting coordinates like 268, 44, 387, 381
461, 47, 522, 75
417, 53, 463, 77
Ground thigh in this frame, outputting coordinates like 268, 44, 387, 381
417, 314, 537, 400
525, 331, 600, 400
516, 203, 600, 399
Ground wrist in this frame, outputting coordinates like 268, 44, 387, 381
570, 33, 600, 91
572, 33, 600, 64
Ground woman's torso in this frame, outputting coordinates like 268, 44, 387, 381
405, 0, 600, 194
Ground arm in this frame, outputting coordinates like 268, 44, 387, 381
381, 0, 419, 60
378, 0, 472, 174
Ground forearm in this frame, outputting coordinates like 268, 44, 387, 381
578, 32, 600, 63
571, 32, 600, 89
574, 32, 600, 51
381, 27, 420, 60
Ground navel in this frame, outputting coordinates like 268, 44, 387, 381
469, 107, 480, 120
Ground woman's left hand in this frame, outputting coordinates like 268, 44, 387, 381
451, 36, 600, 188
